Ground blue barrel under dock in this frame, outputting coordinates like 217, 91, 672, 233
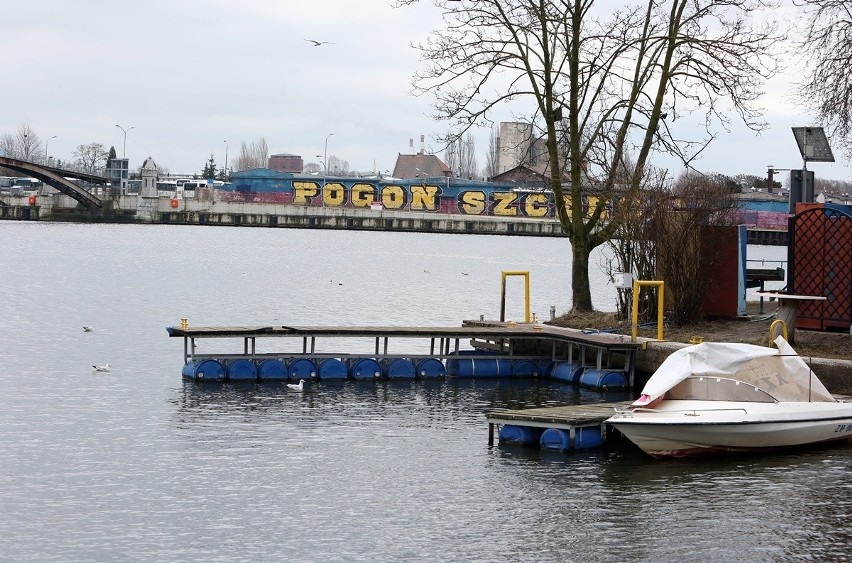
486, 402, 631, 451
169, 322, 640, 387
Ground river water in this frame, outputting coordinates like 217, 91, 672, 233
0, 222, 848, 562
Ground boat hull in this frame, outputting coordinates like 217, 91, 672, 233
607, 400, 852, 458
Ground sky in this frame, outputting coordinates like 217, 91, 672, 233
3, 0, 851, 183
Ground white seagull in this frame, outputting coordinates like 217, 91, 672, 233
83, 325, 94, 332
305, 39, 334, 46
286, 379, 305, 391
92, 363, 111, 373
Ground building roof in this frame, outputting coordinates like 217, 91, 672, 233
270, 153, 301, 158
490, 164, 549, 183
392, 153, 452, 179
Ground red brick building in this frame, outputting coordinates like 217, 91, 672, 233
268, 153, 303, 173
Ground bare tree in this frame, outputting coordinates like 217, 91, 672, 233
459, 133, 478, 178
233, 138, 269, 171
484, 126, 499, 180
606, 170, 741, 324
304, 162, 322, 174
444, 131, 479, 178
796, 0, 852, 159
443, 138, 458, 177
604, 162, 663, 319
0, 124, 42, 161
73, 142, 108, 173
398, 0, 781, 311
653, 173, 742, 323
326, 155, 350, 175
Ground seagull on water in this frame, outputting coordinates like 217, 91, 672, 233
286, 379, 305, 391
83, 325, 94, 332
92, 363, 111, 373
305, 39, 334, 46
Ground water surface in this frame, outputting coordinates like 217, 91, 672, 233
0, 223, 847, 562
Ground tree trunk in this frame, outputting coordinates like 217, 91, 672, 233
571, 233, 593, 311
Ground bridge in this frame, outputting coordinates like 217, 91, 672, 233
0, 156, 106, 210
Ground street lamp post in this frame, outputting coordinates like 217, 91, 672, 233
324, 133, 333, 183
115, 124, 135, 159
223, 140, 229, 179
319, 133, 334, 207
45, 135, 57, 165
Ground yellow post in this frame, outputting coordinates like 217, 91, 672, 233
500, 271, 531, 323
631, 280, 665, 342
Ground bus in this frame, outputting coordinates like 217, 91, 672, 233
11, 178, 43, 191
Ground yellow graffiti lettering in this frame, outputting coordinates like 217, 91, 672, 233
381, 185, 406, 210
411, 185, 439, 211
293, 181, 319, 205
459, 191, 486, 215
492, 192, 518, 216
351, 183, 375, 207
323, 182, 345, 207
523, 194, 549, 217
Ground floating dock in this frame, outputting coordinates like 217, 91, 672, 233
485, 402, 632, 450
166, 320, 641, 387
167, 320, 645, 451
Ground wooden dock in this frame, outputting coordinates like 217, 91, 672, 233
167, 321, 641, 384
485, 401, 631, 446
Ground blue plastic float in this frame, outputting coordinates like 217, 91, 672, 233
350, 357, 382, 380
537, 359, 556, 378
318, 358, 348, 380
539, 426, 604, 451
226, 359, 258, 381
550, 362, 585, 384
288, 358, 317, 380
498, 424, 544, 446
447, 351, 512, 378
510, 359, 539, 378
579, 369, 628, 390
415, 357, 447, 378
257, 359, 288, 381
384, 358, 416, 379
182, 359, 225, 381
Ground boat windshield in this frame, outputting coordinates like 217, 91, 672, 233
667, 376, 776, 403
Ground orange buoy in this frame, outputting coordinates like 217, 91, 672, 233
28, 195, 36, 205
170, 198, 179, 208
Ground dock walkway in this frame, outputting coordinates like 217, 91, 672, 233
167, 321, 641, 384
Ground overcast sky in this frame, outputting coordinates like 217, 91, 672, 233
4, 1, 850, 182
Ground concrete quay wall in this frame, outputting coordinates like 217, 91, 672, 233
161, 198, 565, 236
2, 192, 788, 243
2, 193, 566, 237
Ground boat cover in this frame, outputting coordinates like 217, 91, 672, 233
633, 336, 834, 406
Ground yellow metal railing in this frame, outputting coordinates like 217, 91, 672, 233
631, 280, 665, 342
500, 271, 531, 323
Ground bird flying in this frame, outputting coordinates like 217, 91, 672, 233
83, 325, 94, 332
305, 39, 334, 46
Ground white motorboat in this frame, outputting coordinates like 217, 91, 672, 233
606, 336, 852, 458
